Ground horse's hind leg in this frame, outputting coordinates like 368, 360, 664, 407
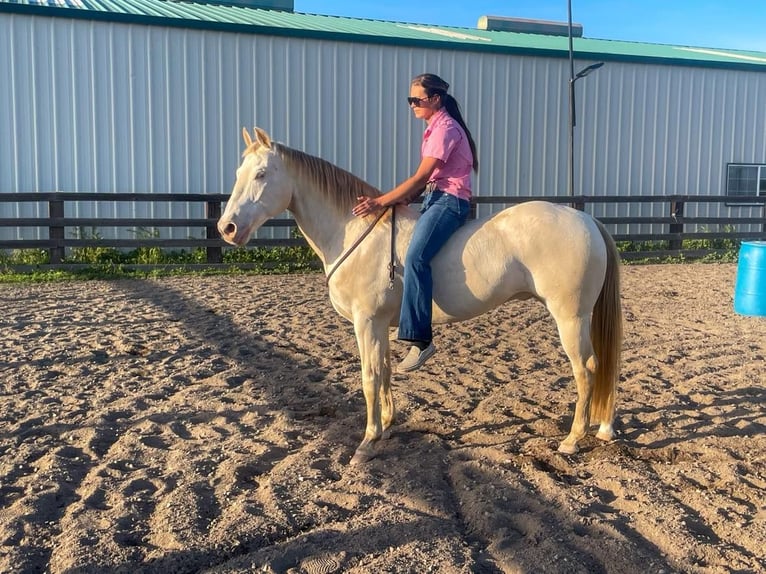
554, 314, 597, 454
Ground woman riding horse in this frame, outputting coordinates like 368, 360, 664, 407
353, 73, 478, 374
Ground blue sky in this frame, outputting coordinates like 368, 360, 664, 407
294, 1, 766, 53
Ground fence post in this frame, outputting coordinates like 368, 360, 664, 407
49, 197, 65, 264
669, 200, 684, 251
206, 200, 222, 264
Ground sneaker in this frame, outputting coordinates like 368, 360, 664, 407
397, 342, 437, 373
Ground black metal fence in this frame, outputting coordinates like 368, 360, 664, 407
1, 192, 764, 266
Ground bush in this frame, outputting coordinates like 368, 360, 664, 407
67, 227, 123, 264
616, 240, 669, 253
223, 245, 319, 273
0, 249, 50, 265
681, 225, 739, 261
0, 224, 322, 281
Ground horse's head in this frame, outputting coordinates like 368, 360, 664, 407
218, 127, 293, 246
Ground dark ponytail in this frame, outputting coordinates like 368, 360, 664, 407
412, 73, 479, 173
442, 94, 479, 173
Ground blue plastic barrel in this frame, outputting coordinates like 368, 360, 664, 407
734, 241, 766, 316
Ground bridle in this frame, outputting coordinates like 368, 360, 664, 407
325, 206, 397, 289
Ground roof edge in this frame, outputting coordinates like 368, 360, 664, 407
2, 2, 765, 73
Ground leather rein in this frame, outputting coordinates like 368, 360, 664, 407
325, 206, 397, 289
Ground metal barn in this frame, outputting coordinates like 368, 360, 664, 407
1, 0, 765, 242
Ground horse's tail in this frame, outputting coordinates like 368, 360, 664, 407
589, 219, 623, 423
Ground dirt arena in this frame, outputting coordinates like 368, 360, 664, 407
0, 263, 764, 574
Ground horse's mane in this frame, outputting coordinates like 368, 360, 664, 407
271, 142, 381, 215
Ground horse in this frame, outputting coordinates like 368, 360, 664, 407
218, 127, 623, 465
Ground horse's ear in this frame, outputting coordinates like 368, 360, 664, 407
242, 127, 253, 148
253, 127, 272, 149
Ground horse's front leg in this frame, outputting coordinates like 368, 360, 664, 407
350, 315, 394, 465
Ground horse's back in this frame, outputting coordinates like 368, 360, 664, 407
492, 201, 606, 273
431, 201, 607, 321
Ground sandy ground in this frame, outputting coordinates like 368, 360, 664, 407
0, 263, 764, 574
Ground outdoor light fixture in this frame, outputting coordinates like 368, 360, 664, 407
575, 61, 604, 80
570, 61, 604, 128
567, 1, 604, 202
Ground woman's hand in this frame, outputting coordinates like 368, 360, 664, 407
352, 196, 383, 217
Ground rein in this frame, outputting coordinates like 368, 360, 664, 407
326, 206, 397, 289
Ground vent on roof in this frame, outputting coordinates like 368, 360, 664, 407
477, 15, 582, 37
190, 0, 293, 10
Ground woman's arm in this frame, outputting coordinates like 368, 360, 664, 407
353, 156, 442, 217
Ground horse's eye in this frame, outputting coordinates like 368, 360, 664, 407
254, 169, 266, 179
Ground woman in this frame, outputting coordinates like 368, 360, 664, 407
353, 73, 479, 373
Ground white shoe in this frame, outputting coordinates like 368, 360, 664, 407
397, 342, 436, 373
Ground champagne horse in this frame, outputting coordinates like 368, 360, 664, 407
218, 127, 623, 464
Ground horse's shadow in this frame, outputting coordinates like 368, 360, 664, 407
1, 276, 353, 574
14, 275, 743, 574
58, 420, 683, 574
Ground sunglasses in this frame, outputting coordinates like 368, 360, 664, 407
407, 95, 433, 107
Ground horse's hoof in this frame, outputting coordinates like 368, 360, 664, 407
596, 424, 614, 442
557, 442, 579, 455
381, 427, 393, 440
595, 431, 613, 442
350, 448, 376, 465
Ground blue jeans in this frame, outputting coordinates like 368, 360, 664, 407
398, 191, 470, 343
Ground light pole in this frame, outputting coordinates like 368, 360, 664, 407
567, 0, 603, 205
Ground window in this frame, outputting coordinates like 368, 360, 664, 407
727, 164, 766, 205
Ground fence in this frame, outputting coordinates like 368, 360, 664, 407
1, 192, 765, 267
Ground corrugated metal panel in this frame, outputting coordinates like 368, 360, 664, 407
577, 62, 766, 233
0, 14, 565, 238
1, 12, 765, 244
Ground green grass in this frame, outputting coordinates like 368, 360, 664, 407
0, 227, 744, 282
0, 244, 321, 283
1, 225, 323, 282
617, 226, 741, 264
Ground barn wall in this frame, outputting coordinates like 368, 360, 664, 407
1, 12, 765, 240
580, 62, 766, 230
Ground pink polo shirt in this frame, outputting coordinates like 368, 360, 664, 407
421, 108, 473, 201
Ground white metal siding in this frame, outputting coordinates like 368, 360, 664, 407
1, 13, 765, 241
579, 63, 766, 231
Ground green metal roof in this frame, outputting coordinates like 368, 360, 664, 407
3, 0, 766, 71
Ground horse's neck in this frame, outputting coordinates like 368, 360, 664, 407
288, 184, 354, 266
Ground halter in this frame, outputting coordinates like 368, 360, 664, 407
325, 206, 397, 289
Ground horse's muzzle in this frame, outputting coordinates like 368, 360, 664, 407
218, 220, 239, 245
